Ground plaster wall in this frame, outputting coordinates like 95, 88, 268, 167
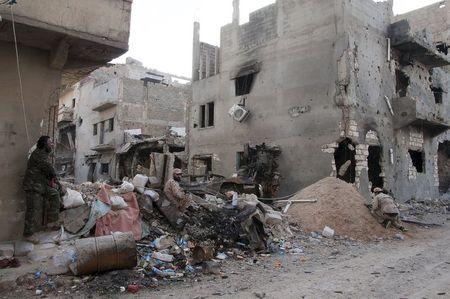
0, 42, 61, 240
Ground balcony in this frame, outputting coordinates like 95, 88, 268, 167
92, 100, 118, 112
0, 0, 132, 86
392, 96, 449, 135
389, 20, 450, 68
91, 144, 115, 152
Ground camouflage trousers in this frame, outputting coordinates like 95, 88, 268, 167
372, 210, 404, 229
23, 186, 60, 237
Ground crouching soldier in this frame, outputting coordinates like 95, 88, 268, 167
371, 187, 406, 231
23, 136, 64, 243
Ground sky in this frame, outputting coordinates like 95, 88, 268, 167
113, 0, 443, 78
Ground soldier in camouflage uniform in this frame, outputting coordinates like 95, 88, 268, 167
23, 136, 61, 241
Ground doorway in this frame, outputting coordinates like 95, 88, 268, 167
368, 146, 383, 190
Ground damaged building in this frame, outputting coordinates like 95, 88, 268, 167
57, 58, 191, 183
0, 0, 132, 240
188, 0, 450, 201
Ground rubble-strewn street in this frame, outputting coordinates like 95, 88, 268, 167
2, 0, 450, 298
147, 224, 450, 299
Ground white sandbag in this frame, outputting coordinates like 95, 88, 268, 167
62, 189, 85, 209
110, 195, 128, 210
144, 189, 160, 201
112, 181, 135, 194
132, 174, 148, 188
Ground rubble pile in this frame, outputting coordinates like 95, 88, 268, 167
398, 197, 449, 225
60, 181, 101, 204
287, 177, 395, 240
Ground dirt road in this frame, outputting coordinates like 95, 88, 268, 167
146, 225, 450, 299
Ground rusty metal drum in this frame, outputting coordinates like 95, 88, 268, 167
75, 232, 137, 275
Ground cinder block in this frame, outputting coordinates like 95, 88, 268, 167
0, 243, 14, 258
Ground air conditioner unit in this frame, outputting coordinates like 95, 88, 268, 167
228, 104, 250, 122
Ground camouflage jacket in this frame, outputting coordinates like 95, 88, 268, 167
372, 193, 399, 215
23, 148, 56, 193
163, 178, 191, 211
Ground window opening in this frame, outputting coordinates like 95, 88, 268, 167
88, 163, 96, 183
409, 150, 424, 173
93, 123, 98, 136
235, 73, 254, 96
431, 86, 444, 104
99, 121, 105, 144
200, 105, 206, 128
207, 102, 214, 127
109, 118, 114, 131
436, 42, 449, 55
334, 138, 356, 183
368, 146, 383, 190
101, 163, 109, 174
193, 155, 212, 176
395, 70, 409, 97
72, 98, 76, 108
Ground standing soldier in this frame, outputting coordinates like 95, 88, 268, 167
23, 136, 63, 243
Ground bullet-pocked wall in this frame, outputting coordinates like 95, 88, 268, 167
189, 0, 450, 201
189, 0, 350, 196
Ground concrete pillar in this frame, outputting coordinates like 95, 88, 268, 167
233, 0, 240, 25
192, 22, 200, 81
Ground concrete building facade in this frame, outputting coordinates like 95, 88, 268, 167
188, 0, 450, 201
0, 0, 132, 240
63, 59, 191, 183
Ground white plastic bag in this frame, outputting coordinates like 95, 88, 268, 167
110, 195, 128, 210
62, 188, 85, 209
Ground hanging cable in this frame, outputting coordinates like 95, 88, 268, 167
10, 4, 31, 147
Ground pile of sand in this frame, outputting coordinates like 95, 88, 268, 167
287, 177, 395, 240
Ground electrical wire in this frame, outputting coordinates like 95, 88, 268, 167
10, 4, 31, 147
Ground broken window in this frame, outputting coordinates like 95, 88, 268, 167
395, 70, 409, 97
235, 73, 254, 96
109, 118, 115, 131
436, 42, 448, 55
192, 155, 213, 176
93, 123, 98, 136
334, 138, 356, 183
409, 150, 424, 173
438, 141, 450, 193
431, 86, 444, 104
101, 163, 109, 175
368, 146, 384, 190
199, 105, 206, 128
